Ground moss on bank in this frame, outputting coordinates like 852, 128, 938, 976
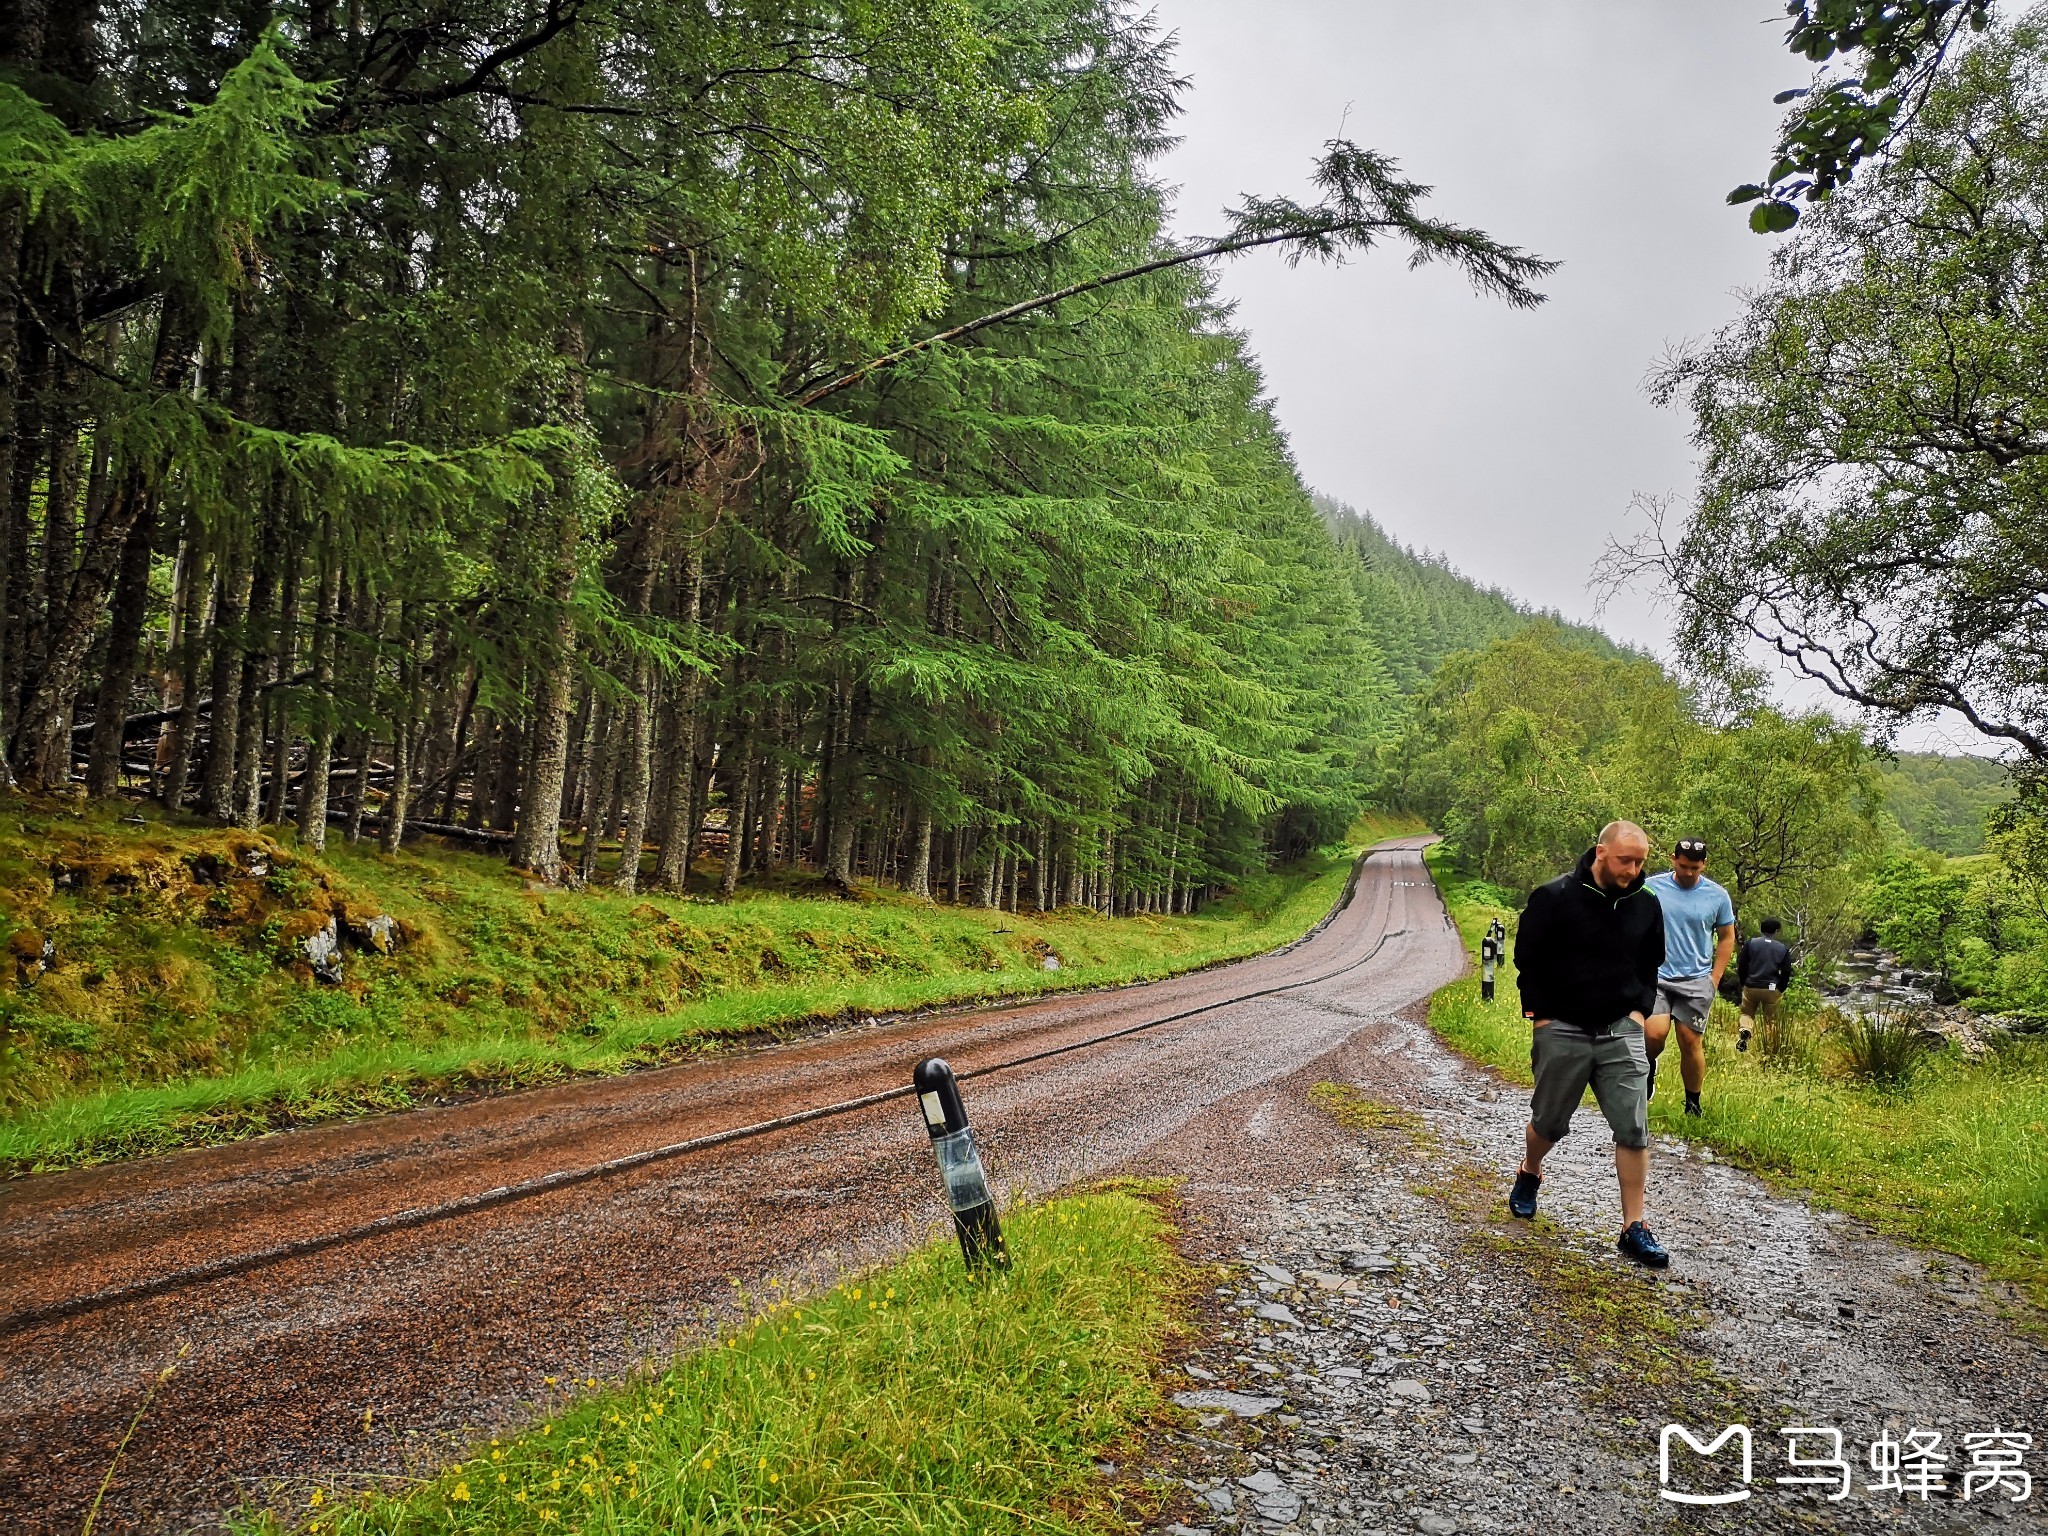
0, 797, 1367, 1173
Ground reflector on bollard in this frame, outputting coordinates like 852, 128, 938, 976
912, 1057, 1009, 1272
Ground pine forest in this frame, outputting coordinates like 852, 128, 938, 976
0, 0, 1557, 914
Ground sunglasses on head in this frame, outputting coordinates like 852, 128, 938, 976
1674, 840, 1708, 859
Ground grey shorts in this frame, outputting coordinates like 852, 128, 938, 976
1529, 1019, 1649, 1149
1654, 972, 1716, 1032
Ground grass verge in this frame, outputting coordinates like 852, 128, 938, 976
1421, 848, 2048, 1312
231, 1189, 1189, 1536
0, 799, 1368, 1174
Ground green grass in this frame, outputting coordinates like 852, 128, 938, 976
0, 797, 1371, 1173
1346, 807, 1429, 846
231, 1190, 1187, 1536
1422, 847, 2048, 1311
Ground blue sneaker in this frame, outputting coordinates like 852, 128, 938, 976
1618, 1221, 1670, 1269
1508, 1170, 1541, 1219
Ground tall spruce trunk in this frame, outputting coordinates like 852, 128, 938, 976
752, 740, 784, 874
379, 626, 417, 854
157, 537, 210, 807
77, 510, 155, 795
653, 543, 706, 889
906, 804, 934, 899
508, 329, 589, 881
295, 554, 343, 851
263, 536, 304, 826
344, 730, 371, 844
21, 303, 192, 791
0, 200, 25, 789
975, 824, 999, 908
199, 545, 250, 821
233, 519, 281, 828
612, 668, 654, 891
574, 696, 610, 883
610, 504, 665, 892
5, 327, 46, 724
25, 404, 80, 782
717, 740, 755, 901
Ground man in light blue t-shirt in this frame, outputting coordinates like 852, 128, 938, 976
1643, 836, 1735, 1118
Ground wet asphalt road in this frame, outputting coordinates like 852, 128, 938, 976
0, 840, 1459, 1532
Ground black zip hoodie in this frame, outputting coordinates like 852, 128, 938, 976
1513, 847, 1665, 1030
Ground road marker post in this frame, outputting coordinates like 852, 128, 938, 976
912, 1057, 1009, 1273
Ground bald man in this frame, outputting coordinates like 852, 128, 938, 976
1507, 820, 1671, 1268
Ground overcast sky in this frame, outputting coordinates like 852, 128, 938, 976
1146, 1, 1790, 649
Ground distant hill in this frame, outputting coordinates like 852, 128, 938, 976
1315, 494, 1622, 695
1879, 752, 2015, 856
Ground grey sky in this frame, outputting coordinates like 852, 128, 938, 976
1147, 1, 1790, 655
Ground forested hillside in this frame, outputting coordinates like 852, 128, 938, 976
1878, 752, 2014, 856
1314, 495, 1618, 693
0, 0, 1551, 913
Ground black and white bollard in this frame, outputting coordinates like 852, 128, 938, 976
912, 1057, 1010, 1273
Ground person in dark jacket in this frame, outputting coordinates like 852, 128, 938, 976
1507, 820, 1671, 1268
1735, 918, 1795, 1052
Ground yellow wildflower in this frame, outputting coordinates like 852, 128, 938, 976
450, 1482, 471, 1503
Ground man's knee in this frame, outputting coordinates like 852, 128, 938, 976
1643, 1014, 1671, 1046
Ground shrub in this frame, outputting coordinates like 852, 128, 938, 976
1833, 1005, 1934, 1091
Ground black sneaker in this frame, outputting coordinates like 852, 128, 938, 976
1508, 1170, 1541, 1220
1618, 1221, 1670, 1268
1736, 1026, 1752, 1053
1684, 1093, 1702, 1118
1646, 1057, 1658, 1103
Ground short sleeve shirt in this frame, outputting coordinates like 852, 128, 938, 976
1645, 871, 1734, 981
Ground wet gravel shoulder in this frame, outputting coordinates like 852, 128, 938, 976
1134, 1003, 2048, 1535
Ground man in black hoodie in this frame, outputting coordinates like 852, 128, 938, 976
1506, 820, 1671, 1268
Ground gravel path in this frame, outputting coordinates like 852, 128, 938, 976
1141, 1000, 2048, 1534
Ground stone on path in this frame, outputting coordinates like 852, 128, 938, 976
1387, 1378, 1431, 1403
1172, 1389, 1284, 1418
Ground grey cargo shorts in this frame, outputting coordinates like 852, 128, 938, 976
1528, 1018, 1649, 1149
